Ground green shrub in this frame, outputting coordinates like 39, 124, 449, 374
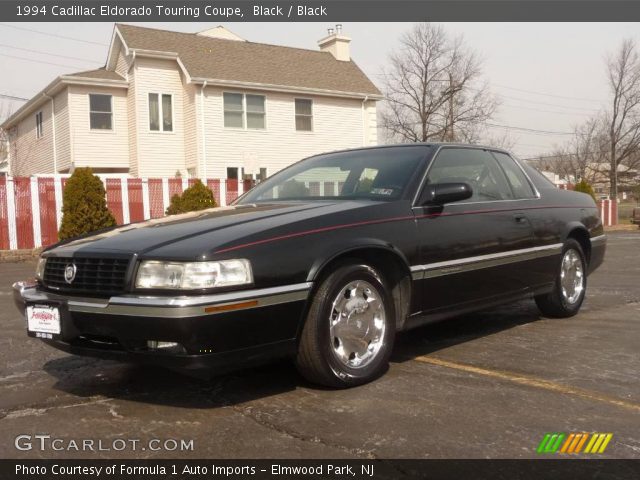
58, 168, 117, 240
356, 177, 374, 193
574, 180, 596, 201
279, 179, 309, 198
166, 179, 217, 215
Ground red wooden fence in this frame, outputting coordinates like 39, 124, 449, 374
0, 175, 618, 251
0, 176, 254, 250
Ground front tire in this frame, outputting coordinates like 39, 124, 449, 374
295, 262, 395, 388
535, 239, 587, 318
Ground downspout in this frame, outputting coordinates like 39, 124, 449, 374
200, 81, 208, 180
43, 93, 57, 173
361, 95, 369, 147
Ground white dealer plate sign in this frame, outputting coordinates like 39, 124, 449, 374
26, 305, 61, 335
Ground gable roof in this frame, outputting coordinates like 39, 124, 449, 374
116, 24, 381, 97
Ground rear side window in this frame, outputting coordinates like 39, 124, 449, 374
522, 162, 557, 189
426, 148, 514, 202
492, 152, 536, 199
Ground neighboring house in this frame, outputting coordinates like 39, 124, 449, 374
540, 171, 571, 189
2, 24, 381, 179
584, 162, 639, 197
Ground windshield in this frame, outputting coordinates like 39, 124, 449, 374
238, 146, 429, 204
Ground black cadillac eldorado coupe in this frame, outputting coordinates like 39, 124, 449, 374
13, 144, 606, 387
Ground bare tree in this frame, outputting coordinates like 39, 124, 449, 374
575, 117, 609, 183
459, 125, 516, 151
529, 117, 607, 185
605, 38, 640, 199
381, 23, 497, 143
562, 117, 608, 183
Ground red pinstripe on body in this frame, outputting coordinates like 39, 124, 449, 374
214, 204, 593, 254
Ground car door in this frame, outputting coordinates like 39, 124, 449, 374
411, 147, 536, 313
490, 150, 557, 290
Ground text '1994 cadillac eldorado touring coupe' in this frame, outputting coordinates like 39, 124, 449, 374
13, 144, 606, 387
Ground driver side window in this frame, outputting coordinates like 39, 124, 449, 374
426, 148, 514, 202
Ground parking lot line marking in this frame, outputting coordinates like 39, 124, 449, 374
413, 356, 640, 413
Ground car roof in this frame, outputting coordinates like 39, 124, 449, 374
315, 142, 513, 158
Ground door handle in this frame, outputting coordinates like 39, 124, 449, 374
514, 213, 527, 223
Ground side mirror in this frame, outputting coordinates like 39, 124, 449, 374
421, 182, 473, 205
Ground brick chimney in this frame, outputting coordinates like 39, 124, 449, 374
318, 24, 351, 61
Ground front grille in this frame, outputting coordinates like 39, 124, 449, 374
43, 257, 130, 297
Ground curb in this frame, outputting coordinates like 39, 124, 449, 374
0, 248, 43, 263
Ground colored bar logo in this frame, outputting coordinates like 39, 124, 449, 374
537, 433, 613, 454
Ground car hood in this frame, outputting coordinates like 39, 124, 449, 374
47, 201, 391, 259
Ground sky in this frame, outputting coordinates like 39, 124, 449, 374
1, 21, 638, 159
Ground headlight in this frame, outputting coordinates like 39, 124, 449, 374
135, 259, 253, 290
35, 257, 47, 280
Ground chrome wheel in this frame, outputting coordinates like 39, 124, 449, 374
329, 280, 386, 369
560, 249, 584, 305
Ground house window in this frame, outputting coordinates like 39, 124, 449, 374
226, 167, 239, 180
223, 93, 244, 128
89, 94, 112, 130
223, 93, 266, 129
246, 95, 265, 129
35, 111, 43, 138
148, 93, 173, 132
295, 99, 313, 131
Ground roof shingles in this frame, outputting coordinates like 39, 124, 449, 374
67, 68, 125, 81
116, 24, 381, 96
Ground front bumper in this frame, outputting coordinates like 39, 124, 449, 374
13, 281, 311, 370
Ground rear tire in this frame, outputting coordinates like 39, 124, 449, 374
535, 239, 587, 318
295, 262, 395, 388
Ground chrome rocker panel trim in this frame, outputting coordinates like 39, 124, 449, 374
410, 243, 564, 280
13, 281, 313, 318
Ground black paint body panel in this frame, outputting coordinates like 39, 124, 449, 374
19, 144, 606, 372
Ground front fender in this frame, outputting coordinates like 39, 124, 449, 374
306, 238, 412, 283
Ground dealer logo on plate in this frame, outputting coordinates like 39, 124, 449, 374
64, 264, 77, 284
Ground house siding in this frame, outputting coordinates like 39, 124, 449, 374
11, 98, 55, 175
183, 82, 199, 175
201, 87, 368, 178
134, 57, 186, 177
68, 85, 129, 171
54, 88, 71, 172
114, 42, 130, 79
363, 100, 377, 147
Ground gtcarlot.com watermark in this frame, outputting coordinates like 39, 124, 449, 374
15, 434, 194, 452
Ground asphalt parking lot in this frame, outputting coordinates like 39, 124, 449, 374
0, 231, 638, 459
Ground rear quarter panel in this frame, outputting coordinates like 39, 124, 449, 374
523, 187, 603, 288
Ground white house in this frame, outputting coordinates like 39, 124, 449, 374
1, 24, 381, 180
